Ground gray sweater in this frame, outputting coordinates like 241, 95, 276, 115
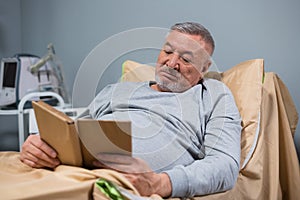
87, 79, 241, 197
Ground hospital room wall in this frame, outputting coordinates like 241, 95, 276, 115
0, 0, 22, 58
0, 0, 300, 159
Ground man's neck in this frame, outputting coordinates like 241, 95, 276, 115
150, 84, 162, 92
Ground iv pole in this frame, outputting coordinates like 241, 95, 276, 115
29, 43, 70, 103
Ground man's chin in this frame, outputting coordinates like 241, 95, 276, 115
155, 75, 191, 92
157, 82, 189, 93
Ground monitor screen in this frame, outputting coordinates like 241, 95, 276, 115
2, 62, 17, 88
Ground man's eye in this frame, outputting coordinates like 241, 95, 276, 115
164, 50, 173, 54
181, 57, 191, 63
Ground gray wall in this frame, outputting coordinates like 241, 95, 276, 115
1, 0, 299, 158
0, 0, 21, 57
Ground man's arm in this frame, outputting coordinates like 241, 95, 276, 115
164, 85, 242, 197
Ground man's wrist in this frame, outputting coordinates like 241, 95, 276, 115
157, 173, 172, 198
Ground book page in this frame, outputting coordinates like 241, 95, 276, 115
76, 119, 131, 161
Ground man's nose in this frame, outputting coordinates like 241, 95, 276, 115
166, 54, 180, 70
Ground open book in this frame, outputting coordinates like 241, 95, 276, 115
32, 101, 131, 168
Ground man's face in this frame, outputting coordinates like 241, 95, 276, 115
155, 30, 212, 92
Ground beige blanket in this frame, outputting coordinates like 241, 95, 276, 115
0, 73, 299, 200
0, 151, 139, 200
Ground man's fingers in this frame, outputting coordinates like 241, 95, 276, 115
21, 148, 60, 168
21, 158, 43, 168
93, 160, 107, 168
20, 135, 60, 169
94, 153, 153, 173
30, 137, 57, 158
96, 153, 134, 165
95, 154, 138, 172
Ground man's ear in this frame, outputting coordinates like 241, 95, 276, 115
201, 60, 211, 73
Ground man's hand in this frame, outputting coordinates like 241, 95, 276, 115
20, 134, 60, 168
93, 154, 172, 197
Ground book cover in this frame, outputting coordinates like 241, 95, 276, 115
32, 101, 131, 168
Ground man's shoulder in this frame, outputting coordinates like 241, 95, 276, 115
203, 77, 226, 88
103, 81, 149, 93
202, 78, 232, 95
114, 81, 148, 87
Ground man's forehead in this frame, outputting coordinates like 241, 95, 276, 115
165, 31, 207, 53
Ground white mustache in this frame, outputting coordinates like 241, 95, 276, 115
160, 66, 180, 78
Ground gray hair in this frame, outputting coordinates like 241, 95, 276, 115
171, 22, 215, 54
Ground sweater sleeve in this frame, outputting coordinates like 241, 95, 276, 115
87, 84, 114, 119
164, 85, 242, 197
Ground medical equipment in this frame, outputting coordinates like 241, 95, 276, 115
29, 43, 70, 104
0, 43, 70, 108
0, 57, 19, 106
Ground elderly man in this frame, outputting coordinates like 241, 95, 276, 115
20, 22, 241, 198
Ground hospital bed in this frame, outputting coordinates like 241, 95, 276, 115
0, 58, 299, 200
